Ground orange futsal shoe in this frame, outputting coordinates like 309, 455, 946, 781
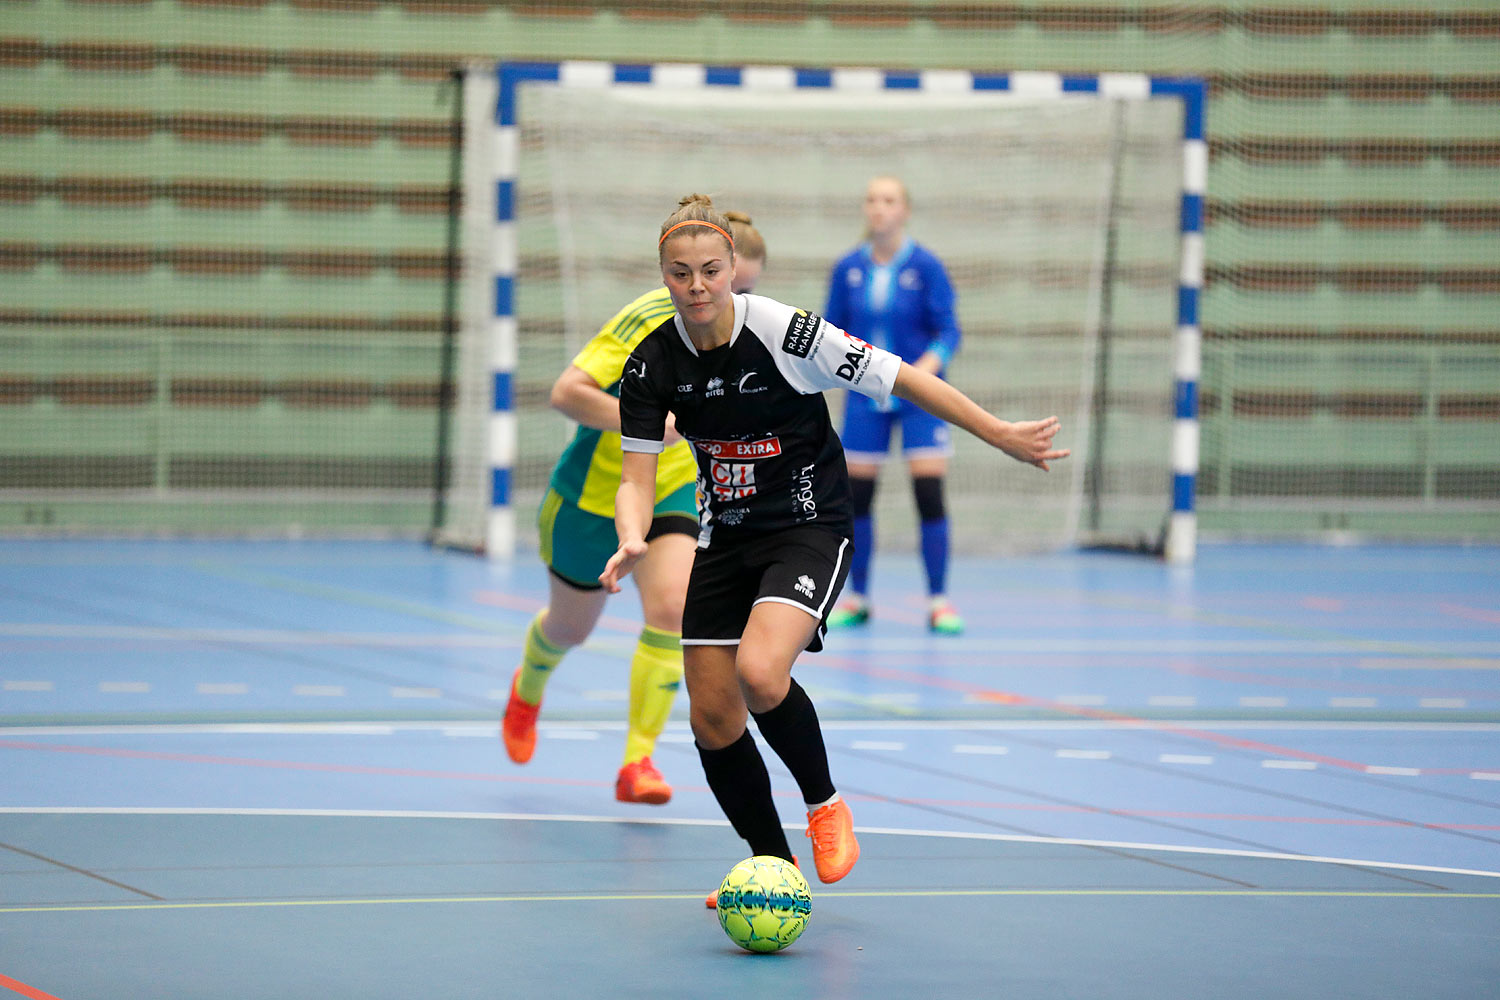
500, 671, 540, 764
615, 757, 672, 805
806, 798, 859, 884
707, 855, 799, 909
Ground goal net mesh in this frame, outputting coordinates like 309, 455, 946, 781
444, 82, 1184, 556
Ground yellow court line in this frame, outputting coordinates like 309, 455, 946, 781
5, 888, 1500, 914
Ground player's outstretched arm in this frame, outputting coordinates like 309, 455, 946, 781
600, 450, 659, 593
890, 362, 1071, 471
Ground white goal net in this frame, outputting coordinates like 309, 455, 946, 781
440, 71, 1185, 557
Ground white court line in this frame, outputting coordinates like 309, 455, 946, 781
1, 806, 1495, 881
1056, 749, 1112, 760
7, 623, 1500, 656
1263, 760, 1318, 770
3, 719, 1499, 737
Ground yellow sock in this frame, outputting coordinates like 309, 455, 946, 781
516, 612, 567, 706
623, 624, 683, 764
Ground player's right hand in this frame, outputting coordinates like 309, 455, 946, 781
599, 539, 649, 593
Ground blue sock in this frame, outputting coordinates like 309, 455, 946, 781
920, 517, 949, 597
850, 514, 873, 597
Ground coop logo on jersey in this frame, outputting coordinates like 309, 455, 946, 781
705, 376, 725, 397
695, 437, 782, 460
626, 358, 647, 380
794, 574, 816, 599
736, 370, 766, 394
898, 268, 922, 290
834, 334, 874, 385
709, 459, 756, 500
781, 309, 824, 359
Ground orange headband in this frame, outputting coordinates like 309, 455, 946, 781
658, 220, 735, 249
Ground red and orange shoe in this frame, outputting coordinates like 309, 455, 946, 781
806, 798, 859, 884
707, 855, 799, 909
615, 756, 672, 805
500, 671, 540, 764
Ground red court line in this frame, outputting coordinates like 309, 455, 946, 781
813, 655, 1377, 771
0, 973, 65, 1000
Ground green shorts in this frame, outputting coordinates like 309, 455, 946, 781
538, 483, 697, 590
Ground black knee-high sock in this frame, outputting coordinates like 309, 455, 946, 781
751, 678, 836, 808
697, 729, 795, 862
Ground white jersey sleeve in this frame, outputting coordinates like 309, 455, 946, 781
743, 294, 902, 406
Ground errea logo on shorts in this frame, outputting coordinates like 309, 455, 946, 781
795, 575, 816, 598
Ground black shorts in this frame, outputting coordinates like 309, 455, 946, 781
681, 525, 852, 654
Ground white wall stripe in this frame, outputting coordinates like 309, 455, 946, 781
487, 411, 517, 467
1098, 72, 1151, 99
832, 67, 883, 91
1174, 325, 1202, 380
653, 63, 705, 89
919, 69, 974, 93
559, 61, 612, 88
1179, 232, 1205, 287
1183, 139, 1209, 194
1008, 70, 1063, 96
741, 64, 796, 90
1172, 420, 1201, 475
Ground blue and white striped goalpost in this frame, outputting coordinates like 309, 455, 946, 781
458, 62, 1204, 563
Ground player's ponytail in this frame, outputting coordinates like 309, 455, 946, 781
724, 210, 766, 265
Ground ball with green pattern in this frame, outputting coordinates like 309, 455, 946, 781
715, 855, 812, 953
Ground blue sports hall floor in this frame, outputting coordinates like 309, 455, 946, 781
1, 538, 1497, 999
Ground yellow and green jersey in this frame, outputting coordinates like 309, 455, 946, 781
548, 287, 697, 518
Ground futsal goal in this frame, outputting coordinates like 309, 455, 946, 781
434, 62, 1204, 563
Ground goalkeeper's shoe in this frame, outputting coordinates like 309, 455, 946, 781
826, 597, 870, 629
806, 798, 860, 884
500, 671, 540, 764
615, 757, 672, 805
928, 600, 964, 636
706, 855, 800, 909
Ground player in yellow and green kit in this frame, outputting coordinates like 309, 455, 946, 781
502, 212, 768, 803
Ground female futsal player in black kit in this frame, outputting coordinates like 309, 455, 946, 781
600, 194, 1069, 899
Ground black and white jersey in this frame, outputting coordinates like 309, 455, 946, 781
619, 293, 902, 547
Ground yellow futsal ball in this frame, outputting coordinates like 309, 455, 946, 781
715, 855, 812, 953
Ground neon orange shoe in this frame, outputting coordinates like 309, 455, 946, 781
707, 855, 799, 909
500, 671, 540, 764
615, 757, 672, 805
805, 798, 859, 884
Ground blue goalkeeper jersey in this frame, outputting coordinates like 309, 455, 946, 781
822, 239, 961, 371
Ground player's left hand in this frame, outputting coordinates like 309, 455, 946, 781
1000, 416, 1071, 471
